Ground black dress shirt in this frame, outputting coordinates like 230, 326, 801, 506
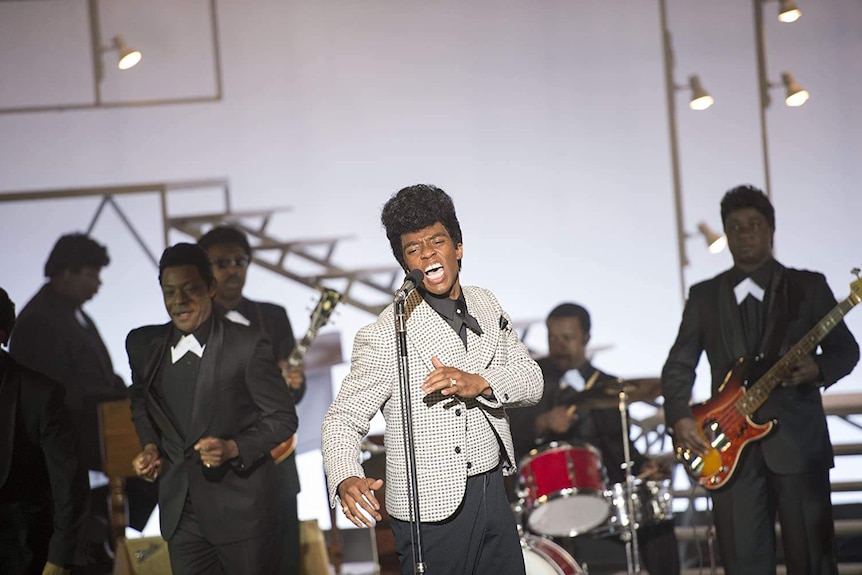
421, 290, 483, 349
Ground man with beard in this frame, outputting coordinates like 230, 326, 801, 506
508, 303, 680, 575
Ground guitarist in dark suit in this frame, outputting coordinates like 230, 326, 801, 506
198, 225, 305, 575
661, 185, 859, 575
127, 243, 298, 575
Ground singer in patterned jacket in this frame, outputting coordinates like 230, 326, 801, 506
322, 184, 543, 575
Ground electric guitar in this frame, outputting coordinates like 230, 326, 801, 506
270, 288, 343, 464
675, 270, 862, 490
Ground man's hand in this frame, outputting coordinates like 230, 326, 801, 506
673, 417, 711, 456
42, 561, 70, 575
194, 437, 239, 469
535, 405, 578, 435
637, 457, 673, 480
338, 476, 384, 528
278, 360, 305, 390
132, 444, 162, 482
783, 354, 821, 387
422, 356, 492, 399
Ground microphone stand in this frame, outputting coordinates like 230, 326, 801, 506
395, 295, 426, 574
617, 385, 642, 575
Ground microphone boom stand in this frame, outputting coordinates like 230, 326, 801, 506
395, 296, 426, 574
617, 386, 641, 575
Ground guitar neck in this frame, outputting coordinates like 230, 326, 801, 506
287, 328, 319, 368
738, 295, 859, 415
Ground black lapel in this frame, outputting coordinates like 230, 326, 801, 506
141, 325, 183, 440
0, 357, 20, 487
718, 272, 748, 360
759, 262, 789, 360
186, 314, 221, 448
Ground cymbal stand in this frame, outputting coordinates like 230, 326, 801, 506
617, 386, 641, 575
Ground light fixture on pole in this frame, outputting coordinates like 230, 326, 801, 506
778, 0, 802, 23
687, 75, 714, 111
696, 222, 727, 254
110, 35, 142, 70
660, 0, 717, 302
781, 71, 809, 106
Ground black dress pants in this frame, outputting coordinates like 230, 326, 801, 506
390, 465, 526, 575
711, 444, 838, 575
167, 500, 280, 575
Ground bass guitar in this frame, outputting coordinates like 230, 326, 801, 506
271, 287, 343, 463
675, 270, 862, 489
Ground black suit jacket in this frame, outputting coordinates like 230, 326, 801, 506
661, 261, 859, 474
10, 285, 128, 470
126, 314, 298, 544
217, 297, 305, 497
508, 358, 648, 485
0, 353, 87, 569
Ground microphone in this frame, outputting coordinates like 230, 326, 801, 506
394, 269, 424, 302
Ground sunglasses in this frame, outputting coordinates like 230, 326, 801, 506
210, 256, 250, 270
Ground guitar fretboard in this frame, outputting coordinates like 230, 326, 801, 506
737, 294, 860, 415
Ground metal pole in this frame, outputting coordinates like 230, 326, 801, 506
87, 0, 104, 106
659, 0, 689, 305
395, 298, 426, 574
618, 388, 641, 574
753, 0, 774, 201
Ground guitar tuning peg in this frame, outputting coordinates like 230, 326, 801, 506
852, 267, 860, 279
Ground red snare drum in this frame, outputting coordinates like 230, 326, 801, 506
518, 442, 610, 537
521, 534, 584, 575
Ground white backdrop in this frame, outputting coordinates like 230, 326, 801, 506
1, 0, 860, 530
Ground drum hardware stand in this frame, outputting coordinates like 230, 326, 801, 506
395, 293, 426, 574
616, 385, 642, 575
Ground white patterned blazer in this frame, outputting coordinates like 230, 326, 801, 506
321, 285, 543, 523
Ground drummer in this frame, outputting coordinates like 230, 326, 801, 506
507, 303, 681, 575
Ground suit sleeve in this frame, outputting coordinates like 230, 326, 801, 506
810, 274, 859, 389
126, 330, 161, 449
321, 320, 395, 507
36, 381, 88, 567
661, 286, 706, 429
232, 334, 298, 466
475, 308, 543, 410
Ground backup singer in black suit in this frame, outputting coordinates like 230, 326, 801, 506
1, 287, 88, 575
127, 244, 298, 575
661, 185, 859, 575
198, 225, 306, 575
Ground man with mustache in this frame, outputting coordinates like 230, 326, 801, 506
322, 184, 544, 574
197, 225, 305, 575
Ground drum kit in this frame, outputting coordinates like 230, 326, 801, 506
514, 378, 672, 575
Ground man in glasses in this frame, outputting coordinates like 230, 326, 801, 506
197, 226, 305, 575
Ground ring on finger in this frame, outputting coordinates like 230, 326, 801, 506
449, 378, 457, 388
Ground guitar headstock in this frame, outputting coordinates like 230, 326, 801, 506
309, 288, 343, 331
850, 268, 862, 306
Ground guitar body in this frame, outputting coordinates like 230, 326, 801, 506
689, 357, 776, 490
676, 272, 861, 490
